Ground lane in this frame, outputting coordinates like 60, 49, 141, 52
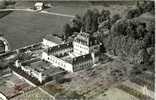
0, 8, 74, 18
39, 10, 74, 18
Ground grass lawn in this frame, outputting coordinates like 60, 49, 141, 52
0, 11, 71, 49
0, 2, 133, 50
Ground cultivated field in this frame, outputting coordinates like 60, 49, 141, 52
10, 88, 53, 100
0, 73, 33, 99
0, 2, 133, 49
0, 11, 71, 49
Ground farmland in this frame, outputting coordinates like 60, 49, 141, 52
0, 11, 71, 49
0, 1, 133, 49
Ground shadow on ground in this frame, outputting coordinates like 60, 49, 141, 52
0, 11, 12, 19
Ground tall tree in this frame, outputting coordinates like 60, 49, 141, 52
72, 14, 82, 32
126, 8, 141, 19
82, 9, 99, 34
111, 14, 121, 25
62, 24, 72, 40
98, 9, 110, 24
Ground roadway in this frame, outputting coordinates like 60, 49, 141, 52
0, 8, 74, 18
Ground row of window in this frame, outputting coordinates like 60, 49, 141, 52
74, 61, 92, 71
74, 43, 89, 50
48, 56, 66, 68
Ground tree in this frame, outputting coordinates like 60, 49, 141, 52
110, 19, 127, 36
126, 8, 141, 19
111, 14, 121, 25
0, 0, 6, 9
98, 9, 110, 24
82, 9, 99, 34
72, 14, 82, 32
137, 49, 150, 64
125, 20, 137, 38
136, 1, 154, 14
136, 22, 146, 39
98, 20, 111, 30
62, 24, 72, 41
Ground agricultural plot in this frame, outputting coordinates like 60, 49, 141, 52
0, 73, 33, 99
10, 88, 53, 100
0, 11, 71, 49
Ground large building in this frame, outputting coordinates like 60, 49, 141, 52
15, 32, 102, 83
15, 58, 65, 83
42, 32, 102, 72
42, 34, 63, 48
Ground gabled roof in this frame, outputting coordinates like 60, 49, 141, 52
44, 34, 63, 44
66, 52, 101, 64
47, 42, 73, 55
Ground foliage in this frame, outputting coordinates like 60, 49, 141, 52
111, 19, 148, 39
62, 23, 72, 41
110, 14, 121, 25
98, 9, 110, 24
137, 1, 155, 14
0, 0, 7, 9
82, 9, 99, 34
17, 52, 33, 61
126, 8, 141, 19
61, 1, 154, 65
71, 14, 82, 32
110, 19, 127, 36
101, 33, 152, 64
126, 1, 154, 19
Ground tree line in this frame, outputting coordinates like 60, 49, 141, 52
62, 1, 154, 65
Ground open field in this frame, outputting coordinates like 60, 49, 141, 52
97, 87, 139, 100
0, 73, 33, 99
0, 1, 133, 50
0, 11, 71, 49
41, 59, 134, 99
10, 88, 53, 100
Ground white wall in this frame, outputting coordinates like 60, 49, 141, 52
73, 42, 89, 55
20, 65, 44, 83
73, 59, 93, 71
42, 39, 58, 48
0, 93, 7, 100
73, 41, 100, 56
42, 52, 73, 72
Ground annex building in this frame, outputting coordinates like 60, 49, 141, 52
15, 32, 102, 83
42, 32, 102, 72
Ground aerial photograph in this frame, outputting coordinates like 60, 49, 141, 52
0, 0, 154, 100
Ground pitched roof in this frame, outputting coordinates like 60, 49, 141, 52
66, 52, 100, 64
47, 42, 73, 55
44, 34, 63, 44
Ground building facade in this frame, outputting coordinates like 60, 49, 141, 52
34, 2, 44, 10
42, 34, 63, 48
15, 32, 101, 83
41, 32, 101, 72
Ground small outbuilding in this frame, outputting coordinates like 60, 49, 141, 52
34, 2, 44, 10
